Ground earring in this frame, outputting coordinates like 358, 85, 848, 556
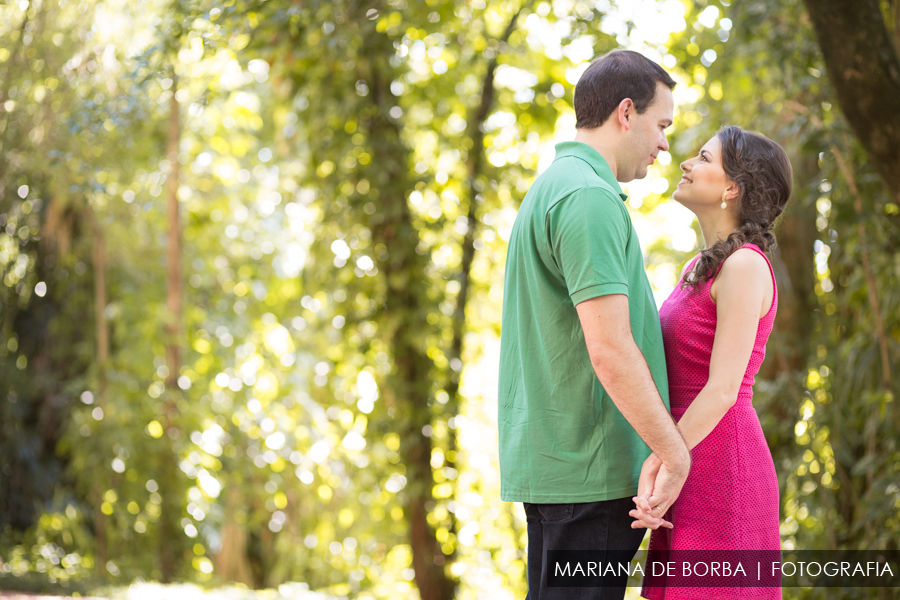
720, 191, 727, 210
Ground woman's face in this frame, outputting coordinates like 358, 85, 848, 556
673, 135, 736, 209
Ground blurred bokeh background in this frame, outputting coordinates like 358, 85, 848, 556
1, 0, 898, 599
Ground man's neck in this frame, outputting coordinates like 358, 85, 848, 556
573, 128, 620, 180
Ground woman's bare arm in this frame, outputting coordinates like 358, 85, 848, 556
676, 248, 773, 450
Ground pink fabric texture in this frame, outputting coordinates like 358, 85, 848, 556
641, 244, 781, 600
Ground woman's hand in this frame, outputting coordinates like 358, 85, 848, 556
629, 453, 675, 530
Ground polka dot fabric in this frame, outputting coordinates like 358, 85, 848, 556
641, 244, 781, 600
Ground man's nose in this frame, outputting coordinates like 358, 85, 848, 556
659, 132, 670, 152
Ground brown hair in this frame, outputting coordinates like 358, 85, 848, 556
574, 50, 676, 129
682, 126, 793, 289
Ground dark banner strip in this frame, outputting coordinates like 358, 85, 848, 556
546, 550, 900, 588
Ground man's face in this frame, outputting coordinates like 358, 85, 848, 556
621, 82, 674, 182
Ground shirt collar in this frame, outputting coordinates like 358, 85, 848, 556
552, 141, 628, 202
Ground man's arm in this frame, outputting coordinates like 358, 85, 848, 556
576, 294, 690, 527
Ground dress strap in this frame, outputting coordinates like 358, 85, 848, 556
680, 253, 704, 286
684, 251, 724, 289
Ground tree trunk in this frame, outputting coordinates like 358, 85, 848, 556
92, 211, 109, 394
374, 161, 457, 600
165, 76, 183, 403
363, 9, 529, 597
802, 0, 900, 202
365, 60, 457, 600
160, 72, 183, 582
215, 488, 254, 586
90, 208, 109, 570
765, 153, 818, 378
443, 2, 528, 557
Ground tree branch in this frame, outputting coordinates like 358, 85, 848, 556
443, 0, 533, 529
449, 0, 533, 398
0, 9, 31, 130
434, 0, 534, 568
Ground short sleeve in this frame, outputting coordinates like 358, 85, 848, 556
547, 187, 630, 305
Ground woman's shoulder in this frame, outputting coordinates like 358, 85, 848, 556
715, 246, 771, 289
722, 244, 771, 273
711, 245, 775, 310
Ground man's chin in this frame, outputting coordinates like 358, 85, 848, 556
631, 167, 649, 181
616, 164, 650, 183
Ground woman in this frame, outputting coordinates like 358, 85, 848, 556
633, 125, 792, 599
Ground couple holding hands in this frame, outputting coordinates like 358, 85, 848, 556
499, 50, 791, 600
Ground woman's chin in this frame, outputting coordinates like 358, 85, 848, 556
670, 192, 700, 216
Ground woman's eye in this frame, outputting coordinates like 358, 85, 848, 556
699, 154, 708, 162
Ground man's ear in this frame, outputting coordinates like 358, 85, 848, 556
617, 98, 634, 131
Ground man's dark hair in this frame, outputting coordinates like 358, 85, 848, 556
573, 50, 676, 129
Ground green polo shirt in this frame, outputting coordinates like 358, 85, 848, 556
498, 141, 669, 503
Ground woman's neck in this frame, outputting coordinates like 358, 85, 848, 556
696, 207, 741, 250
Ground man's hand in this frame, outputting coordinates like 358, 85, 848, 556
629, 452, 689, 529
629, 453, 669, 529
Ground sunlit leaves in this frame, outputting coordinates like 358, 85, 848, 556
9, 0, 896, 597
668, 0, 900, 555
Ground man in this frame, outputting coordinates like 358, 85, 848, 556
498, 50, 692, 599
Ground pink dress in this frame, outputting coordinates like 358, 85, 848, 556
641, 244, 781, 600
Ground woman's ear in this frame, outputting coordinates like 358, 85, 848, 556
724, 181, 739, 202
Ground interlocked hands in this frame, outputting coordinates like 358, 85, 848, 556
629, 452, 689, 530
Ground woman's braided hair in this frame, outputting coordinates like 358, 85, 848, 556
682, 126, 793, 289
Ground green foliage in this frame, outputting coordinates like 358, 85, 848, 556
668, 3, 900, 598
2, 0, 591, 596
1, 1, 898, 599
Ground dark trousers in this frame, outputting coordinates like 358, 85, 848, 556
524, 497, 646, 600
